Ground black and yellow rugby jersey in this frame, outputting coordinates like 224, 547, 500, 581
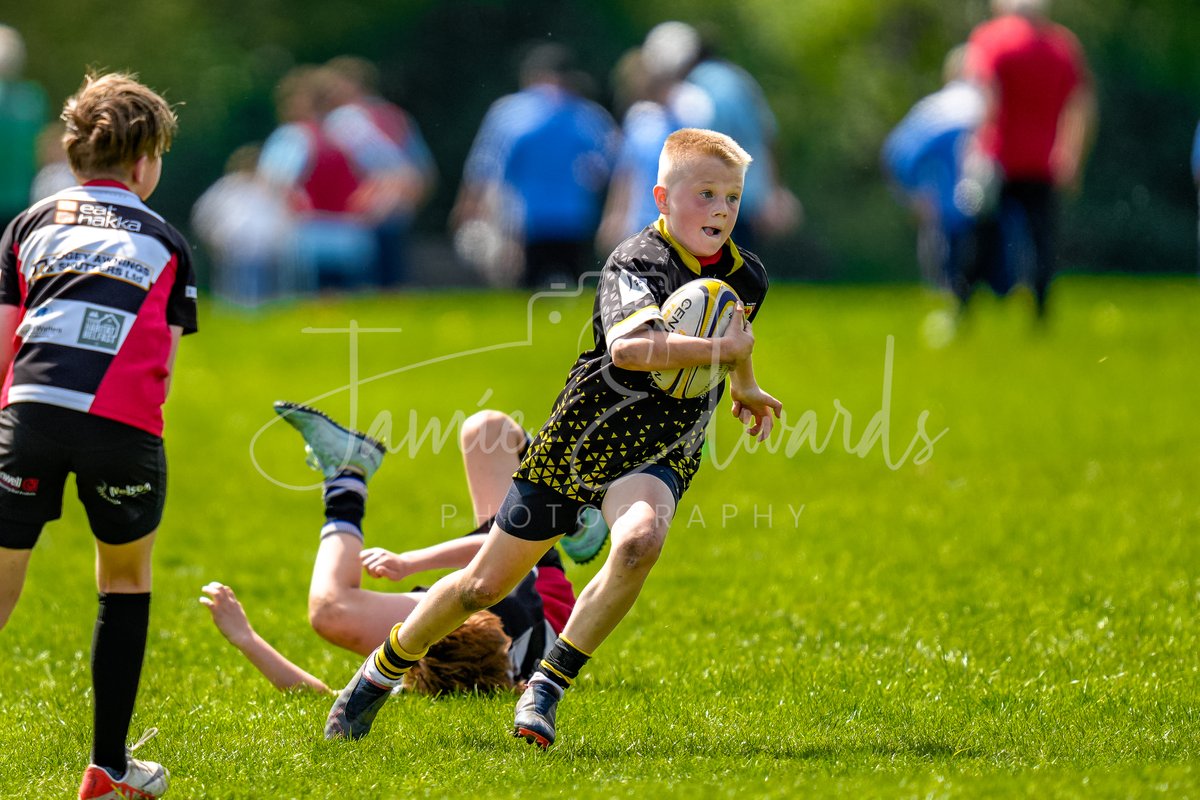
515, 218, 768, 504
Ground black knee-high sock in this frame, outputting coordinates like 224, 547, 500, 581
91, 592, 150, 773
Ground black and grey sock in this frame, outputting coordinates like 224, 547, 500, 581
321, 470, 367, 540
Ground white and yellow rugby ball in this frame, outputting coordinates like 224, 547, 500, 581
650, 278, 742, 399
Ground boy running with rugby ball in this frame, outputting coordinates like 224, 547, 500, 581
325, 128, 780, 749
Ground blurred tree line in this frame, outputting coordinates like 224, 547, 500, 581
7, 0, 1199, 281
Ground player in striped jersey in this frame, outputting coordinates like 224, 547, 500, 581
0, 72, 196, 800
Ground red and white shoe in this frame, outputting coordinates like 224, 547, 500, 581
78, 758, 169, 799
79, 729, 169, 799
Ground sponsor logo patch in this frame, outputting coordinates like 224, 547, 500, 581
0, 470, 40, 496
63, 202, 143, 232
17, 305, 65, 341
95, 481, 153, 506
30, 251, 154, 290
78, 308, 126, 350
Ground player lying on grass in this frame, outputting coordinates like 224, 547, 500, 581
324, 128, 782, 749
200, 404, 601, 695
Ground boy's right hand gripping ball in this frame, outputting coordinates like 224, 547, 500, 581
650, 278, 742, 399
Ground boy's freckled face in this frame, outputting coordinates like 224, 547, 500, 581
656, 156, 746, 258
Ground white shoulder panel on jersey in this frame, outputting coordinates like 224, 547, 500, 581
18, 223, 172, 290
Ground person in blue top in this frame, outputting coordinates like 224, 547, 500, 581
882, 46, 988, 293
596, 47, 712, 255
1192, 120, 1200, 273
451, 43, 618, 289
641, 22, 801, 253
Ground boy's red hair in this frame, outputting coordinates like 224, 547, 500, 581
657, 128, 752, 187
402, 611, 515, 696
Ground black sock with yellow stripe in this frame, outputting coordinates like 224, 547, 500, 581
533, 635, 591, 692
363, 623, 427, 688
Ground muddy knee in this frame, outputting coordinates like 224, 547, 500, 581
613, 524, 666, 571
457, 577, 507, 612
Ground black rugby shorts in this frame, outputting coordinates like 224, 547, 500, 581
0, 403, 167, 549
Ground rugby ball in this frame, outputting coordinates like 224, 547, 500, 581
650, 278, 741, 399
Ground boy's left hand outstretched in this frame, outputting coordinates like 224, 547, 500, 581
730, 385, 783, 441
200, 582, 255, 648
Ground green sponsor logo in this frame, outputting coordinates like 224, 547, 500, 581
78, 308, 126, 350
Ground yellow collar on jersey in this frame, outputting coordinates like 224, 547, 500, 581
654, 216, 744, 276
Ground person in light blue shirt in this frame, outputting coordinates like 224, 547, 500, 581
596, 47, 708, 253
607, 95, 681, 246
883, 46, 988, 292
452, 43, 617, 288
642, 22, 801, 252
1192, 121, 1200, 182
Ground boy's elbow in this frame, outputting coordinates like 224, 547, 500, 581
610, 339, 643, 370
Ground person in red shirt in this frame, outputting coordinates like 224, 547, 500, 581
322, 56, 438, 288
257, 66, 377, 293
963, 0, 1096, 318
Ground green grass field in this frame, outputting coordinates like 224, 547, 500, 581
1, 276, 1197, 798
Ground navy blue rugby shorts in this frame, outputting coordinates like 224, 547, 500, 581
495, 464, 684, 542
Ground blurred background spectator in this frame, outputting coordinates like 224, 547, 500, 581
3, 3, 1198, 288
0, 25, 47, 231
192, 144, 294, 307
29, 121, 75, 203
882, 46, 986, 293
451, 42, 618, 288
594, 46, 710, 254
642, 20, 802, 254
1193, 120, 1200, 273
256, 65, 379, 293
594, 48, 672, 254
323, 55, 437, 288
963, 0, 1096, 319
